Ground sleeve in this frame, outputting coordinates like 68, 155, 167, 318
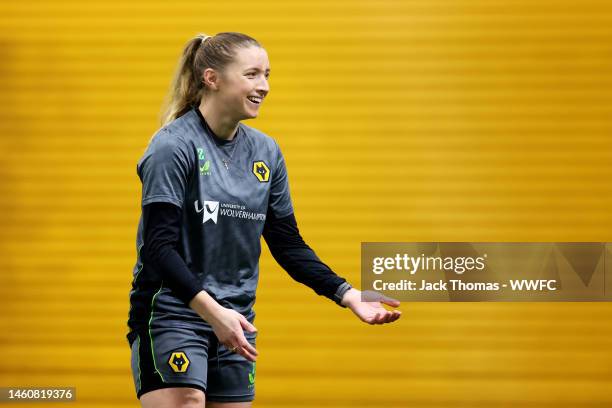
263, 202, 350, 307
142, 202, 201, 304
267, 141, 294, 219
137, 128, 193, 208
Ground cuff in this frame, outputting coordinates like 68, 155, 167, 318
333, 282, 352, 308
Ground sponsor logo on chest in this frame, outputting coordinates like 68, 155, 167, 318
195, 200, 266, 224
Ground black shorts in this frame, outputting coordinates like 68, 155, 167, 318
129, 325, 257, 402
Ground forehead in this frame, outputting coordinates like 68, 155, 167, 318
229, 45, 270, 71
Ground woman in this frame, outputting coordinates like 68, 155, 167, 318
127, 32, 402, 408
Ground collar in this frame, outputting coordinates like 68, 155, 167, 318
193, 106, 240, 146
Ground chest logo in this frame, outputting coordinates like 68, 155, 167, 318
195, 200, 219, 224
197, 147, 211, 176
252, 161, 270, 182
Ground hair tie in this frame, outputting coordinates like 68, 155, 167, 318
199, 35, 212, 45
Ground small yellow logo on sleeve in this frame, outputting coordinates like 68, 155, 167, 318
168, 351, 190, 373
252, 161, 270, 182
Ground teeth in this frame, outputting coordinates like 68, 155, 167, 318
247, 96, 262, 104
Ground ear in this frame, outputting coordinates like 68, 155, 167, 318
202, 68, 219, 91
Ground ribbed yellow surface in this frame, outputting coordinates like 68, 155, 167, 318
1, 1, 611, 407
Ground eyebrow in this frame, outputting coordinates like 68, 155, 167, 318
244, 67, 271, 73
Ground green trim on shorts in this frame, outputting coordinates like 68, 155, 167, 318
136, 334, 141, 390
148, 284, 165, 382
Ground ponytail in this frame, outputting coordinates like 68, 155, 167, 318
160, 34, 208, 126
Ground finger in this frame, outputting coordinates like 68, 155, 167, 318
380, 312, 391, 324
368, 312, 381, 324
239, 316, 258, 333
233, 334, 258, 361
378, 312, 389, 324
375, 313, 385, 324
238, 345, 257, 362
239, 329, 258, 355
240, 339, 258, 357
383, 312, 394, 324
235, 329, 258, 357
226, 342, 257, 362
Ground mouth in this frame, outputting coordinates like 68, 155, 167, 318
246, 95, 263, 106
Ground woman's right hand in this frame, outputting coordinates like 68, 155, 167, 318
208, 306, 258, 362
189, 291, 258, 362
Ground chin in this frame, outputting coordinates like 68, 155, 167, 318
245, 110, 259, 119
242, 102, 261, 120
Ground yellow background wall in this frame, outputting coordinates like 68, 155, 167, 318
1, 1, 611, 406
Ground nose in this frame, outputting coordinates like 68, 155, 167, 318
256, 76, 269, 96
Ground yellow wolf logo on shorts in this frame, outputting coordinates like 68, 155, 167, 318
168, 351, 190, 373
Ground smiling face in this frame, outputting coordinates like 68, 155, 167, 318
208, 45, 270, 121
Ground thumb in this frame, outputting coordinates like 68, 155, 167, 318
363, 290, 400, 307
381, 295, 400, 308
240, 316, 257, 333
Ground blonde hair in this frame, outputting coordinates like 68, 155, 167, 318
160, 32, 261, 126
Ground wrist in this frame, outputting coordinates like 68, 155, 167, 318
189, 290, 224, 324
340, 288, 361, 307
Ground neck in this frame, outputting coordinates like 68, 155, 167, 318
198, 101, 239, 141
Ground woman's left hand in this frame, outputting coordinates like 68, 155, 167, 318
341, 288, 402, 325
